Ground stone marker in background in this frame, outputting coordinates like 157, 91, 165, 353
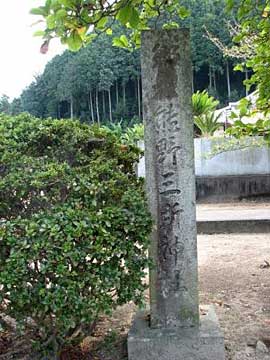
128, 29, 225, 360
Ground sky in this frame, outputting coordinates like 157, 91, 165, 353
0, 1, 64, 100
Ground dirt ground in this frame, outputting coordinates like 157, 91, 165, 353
198, 233, 270, 360
1, 233, 270, 359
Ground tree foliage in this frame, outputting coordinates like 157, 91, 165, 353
31, 0, 190, 52
14, 0, 249, 122
0, 113, 152, 358
224, 97, 270, 143
228, 0, 270, 110
194, 111, 222, 137
18, 29, 143, 123
192, 90, 221, 137
0, 95, 10, 114
192, 90, 219, 117
226, 117, 270, 142
205, 22, 255, 62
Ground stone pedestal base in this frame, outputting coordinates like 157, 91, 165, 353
128, 305, 225, 360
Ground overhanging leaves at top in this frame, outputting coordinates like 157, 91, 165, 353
227, 0, 270, 111
31, 0, 190, 51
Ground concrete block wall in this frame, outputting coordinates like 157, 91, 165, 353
194, 138, 270, 177
137, 138, 270, 201
138, 139, 270, 178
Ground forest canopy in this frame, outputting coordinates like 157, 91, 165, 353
3, 0, 251, 124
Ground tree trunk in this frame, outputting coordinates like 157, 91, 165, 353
108, 88, 112, 123
226, 61, 231, 101
122, 82, 126, 108
102, 91, 106, 120
137, 76, 141, 119
96, 89, 100, 125
209, 66, 212, 90
135, 79, 138, 100
245, 68, 249, 96
213, 70, 217, 92
57, 103, 61, 119
89, 90, 94, 123
70, 96, 74, 119
192, 68, 194, 94
116, 81, 119, 105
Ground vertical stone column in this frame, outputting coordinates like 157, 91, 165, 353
141, 29, 199, 329
128, 29, 225, 360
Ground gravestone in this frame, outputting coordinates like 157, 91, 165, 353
128, 29, 225, 360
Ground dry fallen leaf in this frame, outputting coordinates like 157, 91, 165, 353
260, 260, 270, 269
40, 40, 49, 54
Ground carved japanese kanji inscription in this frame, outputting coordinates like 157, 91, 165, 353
142, 29, 199, 328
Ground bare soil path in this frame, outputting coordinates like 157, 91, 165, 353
198, 233, 270, 359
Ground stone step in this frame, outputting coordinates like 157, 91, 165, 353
197, 218, 270, 234
196, 203, 270, 234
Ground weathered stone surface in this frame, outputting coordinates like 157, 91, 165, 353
256, 340, 270, 360
128, 305, 225, 360
256, 341, 269, 354
128, 28, 225, 360
141, 29, 198, 329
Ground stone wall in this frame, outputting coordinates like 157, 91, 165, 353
194, 138, 270, 177
137, 139, 270, 201
196, 174, 270, 202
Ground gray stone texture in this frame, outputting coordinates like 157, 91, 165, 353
128, 305, 225, 360
141, 29, 198, 329
197, 218, 270, 234
129, 29, 225, 360
196, 174, 270, 202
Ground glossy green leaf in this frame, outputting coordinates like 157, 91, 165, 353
178, 6, 190, 18
56, 9, 67, 19
30, 7, 48, 16
33, 30, 46, 37
116, 4, 133, 25
129, 7, 140, 28
113, 35, 129, 49
106, 28, 113, 35
66, 30, 83, 51
97, 16, 108, 29
46, 14, 56, 29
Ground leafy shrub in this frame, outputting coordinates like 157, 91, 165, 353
192, 90, 219, 117
226, 118, 270, 142
194, 112, 223, 138
123, 123, 144, 144
192, 90, 221, 137
0, 113, 152, 358
102, 122, 144, 145
225, 96, 270, 143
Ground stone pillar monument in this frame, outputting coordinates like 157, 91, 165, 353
128, 29, 225, 360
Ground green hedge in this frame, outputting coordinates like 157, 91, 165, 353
0, 113, 152, 358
